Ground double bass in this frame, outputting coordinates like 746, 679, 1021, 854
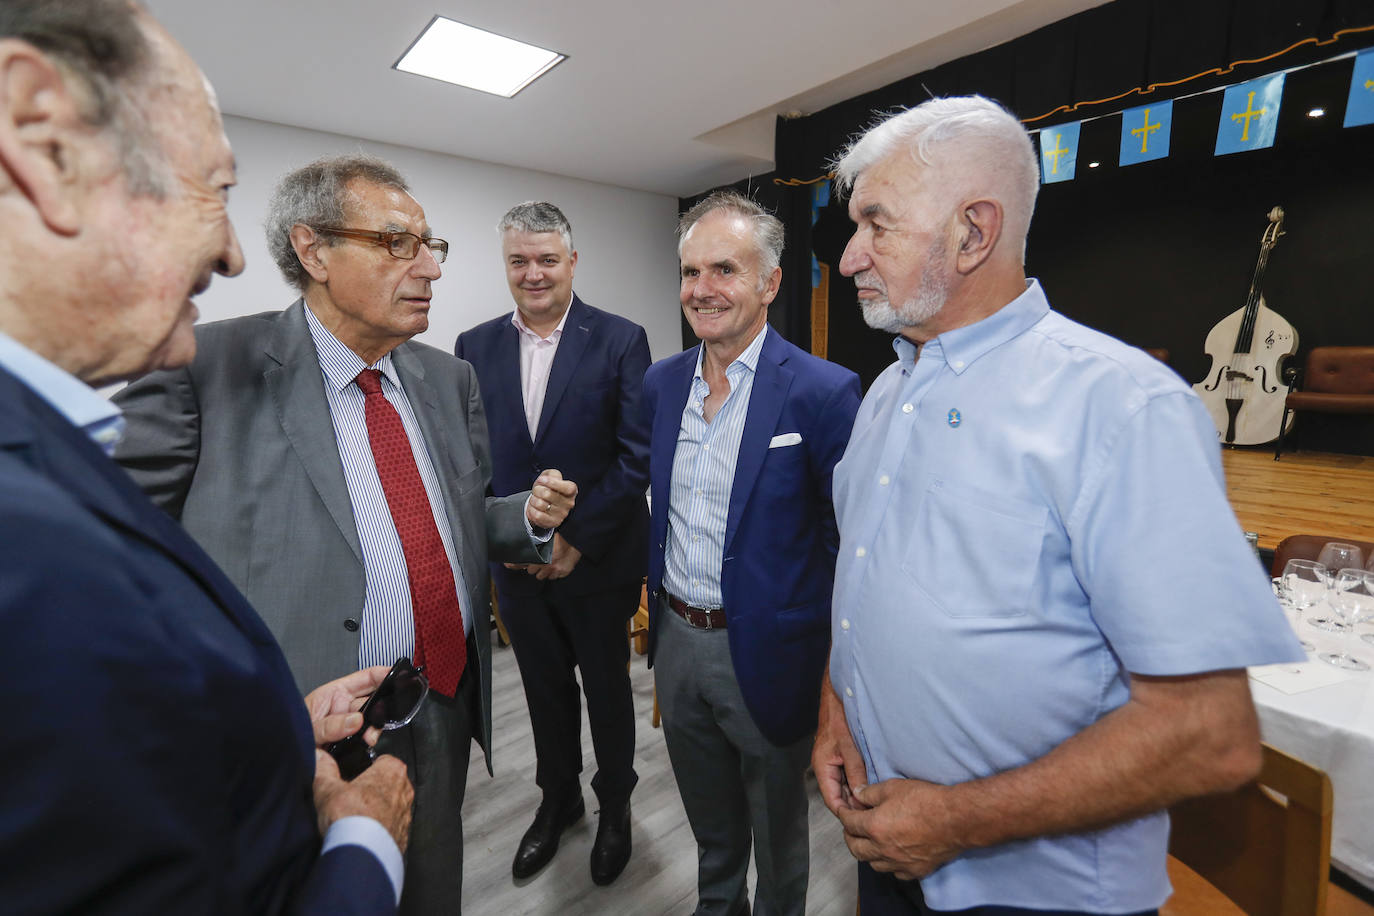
1193, 207, 1298, 446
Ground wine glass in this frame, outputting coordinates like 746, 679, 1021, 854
1307, 545, 1361, 632
1318, 568, 1372, 671
1283, 559, 1328, 635
1271, 576, 1314, 651
1317, 542, 1365, 579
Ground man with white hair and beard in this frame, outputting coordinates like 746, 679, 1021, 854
813, 95, 1303, 915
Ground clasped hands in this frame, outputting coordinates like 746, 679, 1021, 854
306, 666, 415, 852
812, 679, 963, 881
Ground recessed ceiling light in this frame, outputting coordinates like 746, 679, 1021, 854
395, 16, 565, 98
1307, 107, 1326, 118
1087, 161, 1101, 168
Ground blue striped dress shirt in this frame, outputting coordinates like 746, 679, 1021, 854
662, 324, 768, 609
304, 306, 470, 670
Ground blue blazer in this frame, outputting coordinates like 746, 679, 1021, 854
456, 295, 651, 597
0, 368, 395, 915
645, 327, 861, 745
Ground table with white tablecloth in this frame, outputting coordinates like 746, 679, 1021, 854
1250, 626, 1374, 891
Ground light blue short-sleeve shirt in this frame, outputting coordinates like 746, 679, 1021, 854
829, 280, 1303, 913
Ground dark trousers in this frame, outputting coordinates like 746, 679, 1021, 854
498, 581, 640, 807
375, 659, 476, 916
858, 863, 1160, 916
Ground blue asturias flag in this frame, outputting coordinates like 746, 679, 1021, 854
1215, 74, 1284, 155
1039, 122, 1080, 183
1119, 101, 1172, 166
1344, 47, 1374, 128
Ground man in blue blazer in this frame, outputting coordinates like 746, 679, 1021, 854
0, 3, 411, 913
456, 202, 651, 886
645, 191, 861, 916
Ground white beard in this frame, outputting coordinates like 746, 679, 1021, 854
858, 235, 951, 334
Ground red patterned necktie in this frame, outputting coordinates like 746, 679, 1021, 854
355, 368, 465, 697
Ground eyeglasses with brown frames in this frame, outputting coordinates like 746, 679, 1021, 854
314, 227, 449, 263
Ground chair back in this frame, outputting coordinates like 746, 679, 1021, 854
1271, 533, 1374, 577
1302, 346, 1374, 395
1167, 744, 1332, 916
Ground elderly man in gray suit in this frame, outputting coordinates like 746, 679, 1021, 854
113, 153, 578, 916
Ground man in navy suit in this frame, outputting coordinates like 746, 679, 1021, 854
0, 1, 413, 913
645, 191, 861, 916
455, 202, 651, 886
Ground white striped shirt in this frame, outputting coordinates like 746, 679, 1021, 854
662, 324, 768, 609
305, 305, 470, 671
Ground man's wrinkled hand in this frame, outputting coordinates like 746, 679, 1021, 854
305, 665, 390, 748
526, 469, 577, 529
835, 778, 962, 880
813, 669, 869, 817
314, 750, 414, 853
532, 532, 582, 580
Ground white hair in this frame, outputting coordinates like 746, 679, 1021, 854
833, 95, 1040, 257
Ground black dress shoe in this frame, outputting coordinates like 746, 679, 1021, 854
512, 794, 585, 879
589, 799, 632, 885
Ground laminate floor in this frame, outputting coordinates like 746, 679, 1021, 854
460, 640, 858, 915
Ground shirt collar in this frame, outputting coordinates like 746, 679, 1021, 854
304, 302, 400, 393
0, 330, 124, 446
510, 296, 573, 342
693, 322, 769, 382
892, 278, 1050, 374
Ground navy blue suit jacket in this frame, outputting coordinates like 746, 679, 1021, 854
455, 295, 651, 597
0, 368, 395, 915
645, 327, 861, 745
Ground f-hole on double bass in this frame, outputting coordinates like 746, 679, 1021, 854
1193, 207, 1298, 446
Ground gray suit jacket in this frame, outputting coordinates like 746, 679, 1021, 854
112, 299, 545, 770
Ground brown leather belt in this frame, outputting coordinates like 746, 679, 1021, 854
666, 593, 727, 629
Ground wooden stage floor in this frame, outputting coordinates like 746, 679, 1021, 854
1221, 448, 1374, 551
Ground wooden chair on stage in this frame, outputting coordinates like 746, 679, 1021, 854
1274, 346, 1374, 459
1271, 533, 1374, 576
1163, 744, 1332, 916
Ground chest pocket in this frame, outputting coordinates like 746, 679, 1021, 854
902, 479, 1047, 618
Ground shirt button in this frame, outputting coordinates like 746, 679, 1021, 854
841, 619, 850, 630
879, 475, 890, 486
845, 686, 854, 698
953, 360, 965, 369
703, 444, 710, 451
692, 535, 700, 542
855, 547, 867, 558
902, 403, 914, 414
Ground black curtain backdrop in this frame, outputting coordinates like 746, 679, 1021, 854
679, 0, 1374, 454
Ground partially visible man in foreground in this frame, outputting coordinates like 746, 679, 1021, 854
815, 95, 1304, 915
0, 1, 413, 913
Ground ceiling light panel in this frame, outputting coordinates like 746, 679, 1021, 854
395, 16, 565, 98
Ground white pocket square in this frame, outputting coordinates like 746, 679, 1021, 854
768, 432, 803, 448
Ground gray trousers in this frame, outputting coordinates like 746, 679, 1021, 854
656, 603, 812, 916
375, 664, 475, 916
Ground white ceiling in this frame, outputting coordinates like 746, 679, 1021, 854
146, 0, 1105, 198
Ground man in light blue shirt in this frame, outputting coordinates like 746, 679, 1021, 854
813, 96, 1305, 915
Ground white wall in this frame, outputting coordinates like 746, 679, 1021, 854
200, 114, 686, 361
